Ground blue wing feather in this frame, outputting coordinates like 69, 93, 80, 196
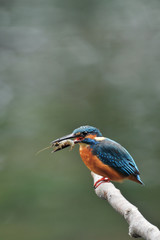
91, 138, 140, 177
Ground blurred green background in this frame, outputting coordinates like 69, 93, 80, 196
0, 0, 160, 239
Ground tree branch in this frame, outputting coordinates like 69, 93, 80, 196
91, 172, 160, 240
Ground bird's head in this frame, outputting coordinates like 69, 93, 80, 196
51, 125, 102, 146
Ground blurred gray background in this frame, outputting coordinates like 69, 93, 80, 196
0, 0, 160, 239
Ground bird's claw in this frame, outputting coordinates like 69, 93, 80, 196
94, 177, 110, 189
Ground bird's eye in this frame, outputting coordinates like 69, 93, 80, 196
82, 131, 87, 136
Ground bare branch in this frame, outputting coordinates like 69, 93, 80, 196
91, 172, 160, 240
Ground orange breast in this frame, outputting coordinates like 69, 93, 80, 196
79, 144, 126, 182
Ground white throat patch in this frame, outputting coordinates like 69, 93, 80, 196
94, 137, 105, 141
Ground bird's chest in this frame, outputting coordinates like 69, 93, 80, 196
79, 145, 94, 168
79, 144, 123, 180
79, 144, 108, 175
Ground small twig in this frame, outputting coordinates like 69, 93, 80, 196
91, 172, 160, 240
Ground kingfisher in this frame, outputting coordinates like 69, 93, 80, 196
51, 125, 144, 188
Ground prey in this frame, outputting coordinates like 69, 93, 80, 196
36, 139, 75, 155
52, 139, 75, 152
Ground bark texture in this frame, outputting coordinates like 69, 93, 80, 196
91, 172, 160, 240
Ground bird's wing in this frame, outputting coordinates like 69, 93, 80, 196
91, 138, 140, 177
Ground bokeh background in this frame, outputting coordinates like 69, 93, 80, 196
0, 0, 160, 239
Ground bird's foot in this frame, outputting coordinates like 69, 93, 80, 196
94, 177, 110, 189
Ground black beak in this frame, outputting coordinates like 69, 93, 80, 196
51, 133, 78, 146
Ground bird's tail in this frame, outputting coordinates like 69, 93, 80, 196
129, 174, 144, 185
136, 175, 144, 185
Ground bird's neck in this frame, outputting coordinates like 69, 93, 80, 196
79, 135, 106, 151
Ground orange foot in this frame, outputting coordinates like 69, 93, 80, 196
94, 177, 110, 189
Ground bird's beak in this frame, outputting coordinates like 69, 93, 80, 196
51, 133, 79, 146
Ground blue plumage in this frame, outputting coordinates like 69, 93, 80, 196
92, 138, 139, 176
82, 137, 143, 184
73, 125, 102, 137
51, 125, 144, 185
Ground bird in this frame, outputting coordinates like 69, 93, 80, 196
51, 125, 144, 188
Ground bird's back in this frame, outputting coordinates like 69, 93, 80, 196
80, 137, 143, 184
